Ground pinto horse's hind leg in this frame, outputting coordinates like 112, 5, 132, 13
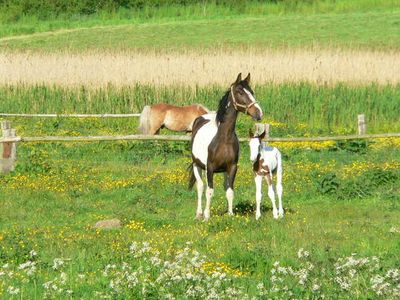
265, 175, 279, 219
225, 165, 237, 216
193, 165, 204, 220
275, 151, 284, 218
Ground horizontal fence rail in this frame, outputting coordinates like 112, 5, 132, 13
1, 133, 400, 144
0, 113, 141, 118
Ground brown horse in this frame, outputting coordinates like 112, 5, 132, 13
189, 73, 263, 220
139, 103, 209, 135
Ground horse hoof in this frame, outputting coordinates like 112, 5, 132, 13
196, 213, 203, 220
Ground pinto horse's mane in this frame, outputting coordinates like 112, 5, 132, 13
216, 90, 230, 123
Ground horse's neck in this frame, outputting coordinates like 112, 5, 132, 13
217, 103, 238, 139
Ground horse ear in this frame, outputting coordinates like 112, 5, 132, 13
234, 73, 242, 85
248, 128, 254, 138
244, 73, 251, 84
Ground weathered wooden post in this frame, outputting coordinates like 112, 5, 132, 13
255, 123, 270, 147
0, 121, 17, 173
358, 114, 366, 135
264, 123, 270, 139
255, 123, 270, 137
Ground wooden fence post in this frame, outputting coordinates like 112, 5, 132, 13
0, 121, 17, 173
254, 123, 265, 136
358, 114, 366, 135
264, 123, 270, 139
255, 123, 271, 148
255, 123, 270, 137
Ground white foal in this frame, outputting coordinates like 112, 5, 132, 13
249, 131, 284, 220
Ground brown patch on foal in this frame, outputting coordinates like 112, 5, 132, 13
2, 142, 12, 158
253, 154, 272, 184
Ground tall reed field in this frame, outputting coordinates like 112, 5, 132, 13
2, 50, 399, 86
1, 83, 399, 135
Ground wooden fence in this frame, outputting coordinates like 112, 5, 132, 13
0, 113, 141, 118
1, 114, 400, 173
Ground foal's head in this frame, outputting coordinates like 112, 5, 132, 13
248, 129, 266, 162
230, 73, 263, 121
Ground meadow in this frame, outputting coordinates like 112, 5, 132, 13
1, 0, 400, 299
1, 84, 400, 298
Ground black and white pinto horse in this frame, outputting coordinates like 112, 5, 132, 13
189, 73, 263, 220
249, 130, 284, 220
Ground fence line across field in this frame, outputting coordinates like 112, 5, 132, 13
1, 115, 400, 173
0, 113, 141, 118
1, 132, 400, 144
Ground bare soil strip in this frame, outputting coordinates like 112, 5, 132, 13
1, 49, 399, 87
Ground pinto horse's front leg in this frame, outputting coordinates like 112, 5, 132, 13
204, 167, 214, 221
226, 164, 238, 216
193, 165, 204, 220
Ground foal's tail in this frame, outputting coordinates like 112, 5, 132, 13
138, 105, 151, 134
188, 163, 196, 190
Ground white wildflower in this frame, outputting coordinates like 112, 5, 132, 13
389, 226, 400, 233
29, 249, 37, 258
52, 258, 64, 270
297, 248, 310, 259
60, 272, 67, 284
7, 286, 20, 295
312, 283, 321, 291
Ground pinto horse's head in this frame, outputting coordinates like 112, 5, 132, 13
230, 73, 263, 121
248, 129, 266, 162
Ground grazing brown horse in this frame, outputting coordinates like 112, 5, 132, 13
188, 73, 263, 220
139, 103, 209, 135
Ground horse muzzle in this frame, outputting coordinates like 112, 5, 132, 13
252, 112, 262, 121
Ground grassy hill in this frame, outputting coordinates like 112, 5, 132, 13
1, 0, 400, 51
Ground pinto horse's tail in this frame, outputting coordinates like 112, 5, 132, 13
188, 163, 196, 190
139, 105, 151, 134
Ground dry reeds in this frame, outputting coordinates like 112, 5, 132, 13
1, 48, 399, 87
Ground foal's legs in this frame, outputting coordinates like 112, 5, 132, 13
204, 167, 214, 221
193, 165, 204, 219
276, 153, 284, 218
225, 165, 238, 216
277, 175, 284, 218
255, 175, 263, 220
265, 175, 279, 219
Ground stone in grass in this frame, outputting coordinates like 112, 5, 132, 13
94, 218, 121, 230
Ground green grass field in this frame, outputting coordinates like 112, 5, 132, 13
2, 11, 400, 52
1, 0, 400, 298
1, 84, 400, 298
0, 131, 399, 298
1, 84, 400, 135
2, 0, 399, 37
